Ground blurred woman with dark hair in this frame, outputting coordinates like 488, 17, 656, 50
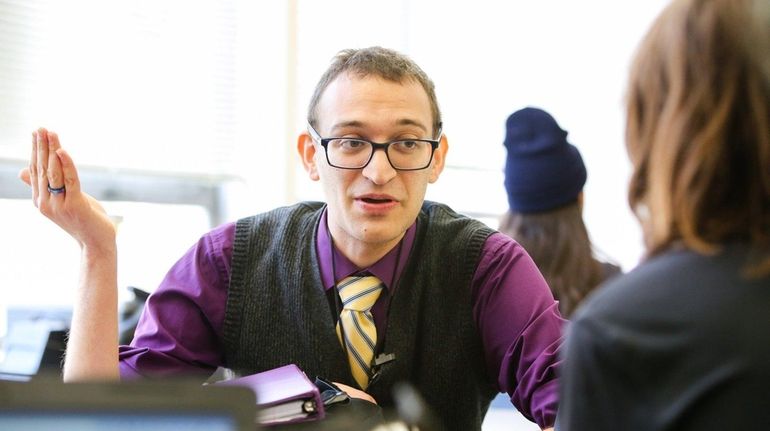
558, 0, 770, 429
499, 107, 621, 318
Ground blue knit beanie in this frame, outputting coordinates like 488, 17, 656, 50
504, 107, 587, 213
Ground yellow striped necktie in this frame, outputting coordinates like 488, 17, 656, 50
335, 274, 384, 389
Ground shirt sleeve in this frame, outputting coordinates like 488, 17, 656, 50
118, 222, 235, 379
472, 232, 565, 429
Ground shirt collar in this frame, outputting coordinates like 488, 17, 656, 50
317, 208, 415, 292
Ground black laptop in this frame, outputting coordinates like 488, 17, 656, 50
0, 376, 258, 431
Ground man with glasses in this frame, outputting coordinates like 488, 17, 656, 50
21, 47, 561, 431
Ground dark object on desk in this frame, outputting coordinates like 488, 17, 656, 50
119, 285, 151, 345
314, 376, 351, 407
0, 376, 258, 431
280, 381, 439, 430
278, 398, 385, 431
215, 363, 325, 426
392, 381, 443, 431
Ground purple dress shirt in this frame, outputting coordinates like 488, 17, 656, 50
119, 210, 564, 428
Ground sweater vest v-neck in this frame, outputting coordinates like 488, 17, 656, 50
224, 201, 497, 430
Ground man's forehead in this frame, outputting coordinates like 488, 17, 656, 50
316, 73, 432, 132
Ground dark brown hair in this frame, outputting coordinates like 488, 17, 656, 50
307, 46, 442, 137
625, 0, 770, 275
499, 202, 605, 317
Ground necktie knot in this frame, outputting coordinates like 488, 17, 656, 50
337, 275, 383, 312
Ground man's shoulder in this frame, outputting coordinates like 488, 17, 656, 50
420, 200, 463, 218
236, 201, 325, 223
420, 201, 493, 230
231, 202, 325, 244
417, 202, 497, 267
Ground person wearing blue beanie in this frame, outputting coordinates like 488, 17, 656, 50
499, 107, 620, 317
503, 107, 587, 213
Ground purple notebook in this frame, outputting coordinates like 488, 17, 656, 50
215, 364, 325, 425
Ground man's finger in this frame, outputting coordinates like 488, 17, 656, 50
47, 130, 65, 190
56, 147, 81, 196
30, 131, 39, 205
36, 127, 50, 199
18, 168, 31, 186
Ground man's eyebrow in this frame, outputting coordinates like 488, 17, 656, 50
395, 119, 429, 133
330, 120, 365, 131
330, 119, 429, 134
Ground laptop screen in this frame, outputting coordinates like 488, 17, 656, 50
0, 411, 237, 431
0, 377, 257, 431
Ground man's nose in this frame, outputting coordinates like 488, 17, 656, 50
362, 148, 397, 184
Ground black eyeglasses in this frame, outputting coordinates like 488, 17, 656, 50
307, 123, 441, 171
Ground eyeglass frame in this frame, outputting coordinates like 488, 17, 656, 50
307, 122, 442, 171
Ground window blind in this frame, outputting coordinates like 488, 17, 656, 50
0, 0, 239, 175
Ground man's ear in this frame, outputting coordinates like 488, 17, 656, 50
428, 134, 449, 183
298, 131, 320, 181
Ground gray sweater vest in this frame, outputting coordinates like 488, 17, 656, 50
224, 201, 497, 430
